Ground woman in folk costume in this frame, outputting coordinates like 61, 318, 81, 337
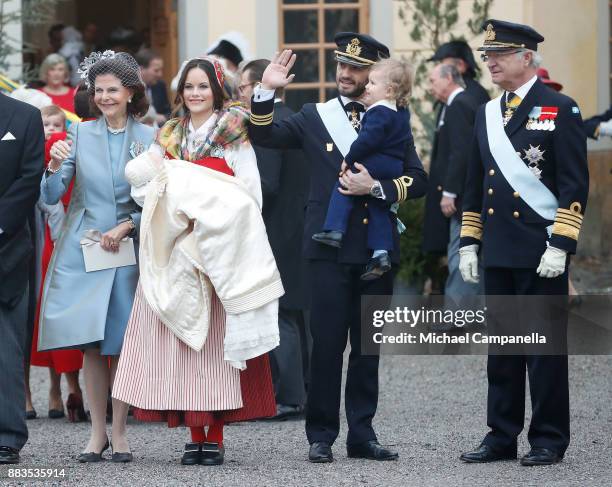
39, 51, 154, 462
113, 57, 281, 466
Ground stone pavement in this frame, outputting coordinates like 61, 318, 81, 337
2, 354, 610, 486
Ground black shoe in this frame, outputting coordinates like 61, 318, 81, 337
25, 409, 37, 420
110, 442, 133, 463
520, 447, 563, 466
0, 446, 19, 464
265, 404, 304, 421
347, 440, 398, 461
460, 444, 516, 463
201, 442, 224, 466
360, 254, 392, 281
181, 442, 202, 465
308, 442, 333, 463
312, 231, 343, 248
77, 439, 110, 463
48, 408, 65, 419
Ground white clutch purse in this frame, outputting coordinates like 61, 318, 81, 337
80, 230, 137, 273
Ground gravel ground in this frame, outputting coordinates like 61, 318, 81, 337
2, 354, 610, 487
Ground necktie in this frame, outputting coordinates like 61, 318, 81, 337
345, 102, 365, 131
503, 92, 522, 126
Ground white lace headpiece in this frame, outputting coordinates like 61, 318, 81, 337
77, 50, 143, 89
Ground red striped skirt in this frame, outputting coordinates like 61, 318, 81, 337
113, 284, 276, 428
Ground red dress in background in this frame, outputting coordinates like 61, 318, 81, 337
38, 86, 76, 113
29, 132, 82, 373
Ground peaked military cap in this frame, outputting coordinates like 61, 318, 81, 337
477, 19, 544, 52
334, 32, 390, 67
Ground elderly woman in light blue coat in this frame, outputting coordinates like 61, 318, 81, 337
40, 51, 154, 463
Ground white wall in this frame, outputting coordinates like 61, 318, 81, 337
4, 0, 22, 79
178, 0, 209, 62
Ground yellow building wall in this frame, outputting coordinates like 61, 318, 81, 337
392, 0, 599, 114
207, 0, 258, 52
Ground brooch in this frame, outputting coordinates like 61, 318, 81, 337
210, 144, 225, 158
129, 141, 146, 158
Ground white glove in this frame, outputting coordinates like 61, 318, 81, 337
459, 244, 480, 284
598, 119, 612, 137
536, 245, 567, 278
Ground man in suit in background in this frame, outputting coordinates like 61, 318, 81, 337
0, 93, 45, 464
239, 59, 311, 420
136, 48, 172, 125
428, 40, 490, 107
423, 63, 481, 298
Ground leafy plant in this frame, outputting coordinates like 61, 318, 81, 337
0, 0, 63, 78
396, 0, 492, 287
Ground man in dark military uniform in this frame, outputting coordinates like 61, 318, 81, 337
583, 105, 612, 139
248, 33, 427, 463
458, 20, 589, 466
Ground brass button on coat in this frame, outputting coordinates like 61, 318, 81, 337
489, 169, 495, 176
363, 218, 369, 224
364, 202, 368, 208
488, 188, 494, 195
513, 191, 520, 198
488, 208, 494, 215
513, 211, 519, 218
437, 185, 442, 191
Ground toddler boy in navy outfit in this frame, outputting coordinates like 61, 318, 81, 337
313, 58, 414, 279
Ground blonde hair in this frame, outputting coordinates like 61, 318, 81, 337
41, 104, 66, 124
372, 58, 414, 108
39, 53, 69, 83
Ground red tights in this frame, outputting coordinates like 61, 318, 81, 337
189, 419, 224, 446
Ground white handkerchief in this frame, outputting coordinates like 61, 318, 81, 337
1, 132, 16, 141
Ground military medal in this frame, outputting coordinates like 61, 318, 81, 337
523, 144, 545, 179
350, 108, 361, 130
526, 106, 558, 131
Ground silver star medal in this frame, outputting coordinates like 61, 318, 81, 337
523, 144, 545, 179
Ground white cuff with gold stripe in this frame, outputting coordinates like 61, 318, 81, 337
460, 211, 483, 240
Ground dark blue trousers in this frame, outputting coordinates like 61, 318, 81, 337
482, 266, 570, 456
305, 260, 395, 446
323, 156, 403, 251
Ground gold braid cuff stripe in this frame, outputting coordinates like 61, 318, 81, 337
461, 225, 483, 240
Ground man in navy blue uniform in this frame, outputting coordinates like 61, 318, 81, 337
249, 33, 427, 463
458, 20, 589, 466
